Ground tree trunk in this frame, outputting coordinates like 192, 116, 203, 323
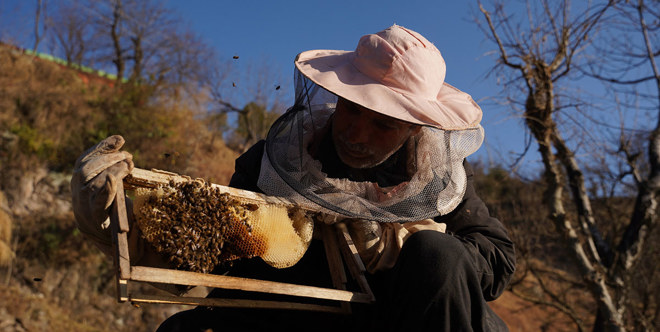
33, 0, 43, 52
111, 0, 124, 82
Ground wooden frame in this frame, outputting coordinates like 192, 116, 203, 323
110, 168, 374, 314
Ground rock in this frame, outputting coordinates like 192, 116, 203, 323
21, 264, 47, 293
3, 167, 72, 218
40, 269, 65, 298
0, 307, 27, 332
55, 269, 80, 302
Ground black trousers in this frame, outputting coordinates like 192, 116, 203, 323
156, 231, 509, 332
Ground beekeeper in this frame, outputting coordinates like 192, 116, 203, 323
72, 25, 516, 331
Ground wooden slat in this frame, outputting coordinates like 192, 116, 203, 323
126, 294, 346, 313
110, 182, 131, 286
122, 168, 189, 188
113, 180, 130, 232
335, 223, 374, 301
322, 223, 351, 313
124, 168, 306, 209
116, 233, 130, 280
117, 279, 128, 302
129, 266, 373, 304
323, 224, 348, 286
110, 202, 122, 303
335, 223, 366, 274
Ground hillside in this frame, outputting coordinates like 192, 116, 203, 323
0, 44, 238, 331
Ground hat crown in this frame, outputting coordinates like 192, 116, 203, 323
293, 24, 482, 130
352, 25, 446, 99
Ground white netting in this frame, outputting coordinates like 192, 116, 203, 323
257, 70, 484, 223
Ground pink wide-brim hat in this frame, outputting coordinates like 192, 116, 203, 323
294, 25, 482, 130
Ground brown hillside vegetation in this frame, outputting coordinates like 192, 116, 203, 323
0, 193, 13, 267
0, 45, 238, 183
0, 46, 238, 330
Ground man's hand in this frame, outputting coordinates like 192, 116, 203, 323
70, 135, 134, 247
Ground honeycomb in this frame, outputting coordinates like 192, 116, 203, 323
133, 179, 313, 273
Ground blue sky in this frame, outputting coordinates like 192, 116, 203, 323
0, 0, 529, 169
165, 0, 529, 167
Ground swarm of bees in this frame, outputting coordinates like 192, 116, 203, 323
134, 180, 266, 273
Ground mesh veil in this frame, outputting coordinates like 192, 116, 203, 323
257, 70, 484, 223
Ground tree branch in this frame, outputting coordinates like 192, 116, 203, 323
613, 0, 660, 280
479, 2, 526, 74
581, 72, 656, 85
553, 131, 613, 265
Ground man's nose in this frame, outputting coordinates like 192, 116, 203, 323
345, 117, 371, 144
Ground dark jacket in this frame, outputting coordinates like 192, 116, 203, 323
229, 140, 516, 301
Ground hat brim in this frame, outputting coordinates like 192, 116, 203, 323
295, 50, 482, 130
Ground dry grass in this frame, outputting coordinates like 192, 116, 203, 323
0, 200, 13, 267
0, 209, 10, 243
0, 242, 13, 268
491, 291, 581, 332
0, 46, 239, 181
0, 285, 102, 332
3, 211, 189, 331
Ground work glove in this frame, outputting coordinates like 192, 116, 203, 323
71, 135, 134, 248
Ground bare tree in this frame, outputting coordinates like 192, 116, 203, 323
86, 0, 226, 96
46, 1, 93, 65
206, 58, 288, 152
582, 1, 660, 329
225, 101, 281, 153
85, 0, 174, 84
118, 0, 174, 82
100, 0, 127, 82
32, 0, 46, 52
475, 0, 640, 330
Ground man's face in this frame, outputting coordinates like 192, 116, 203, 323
331, 98, 421, 169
